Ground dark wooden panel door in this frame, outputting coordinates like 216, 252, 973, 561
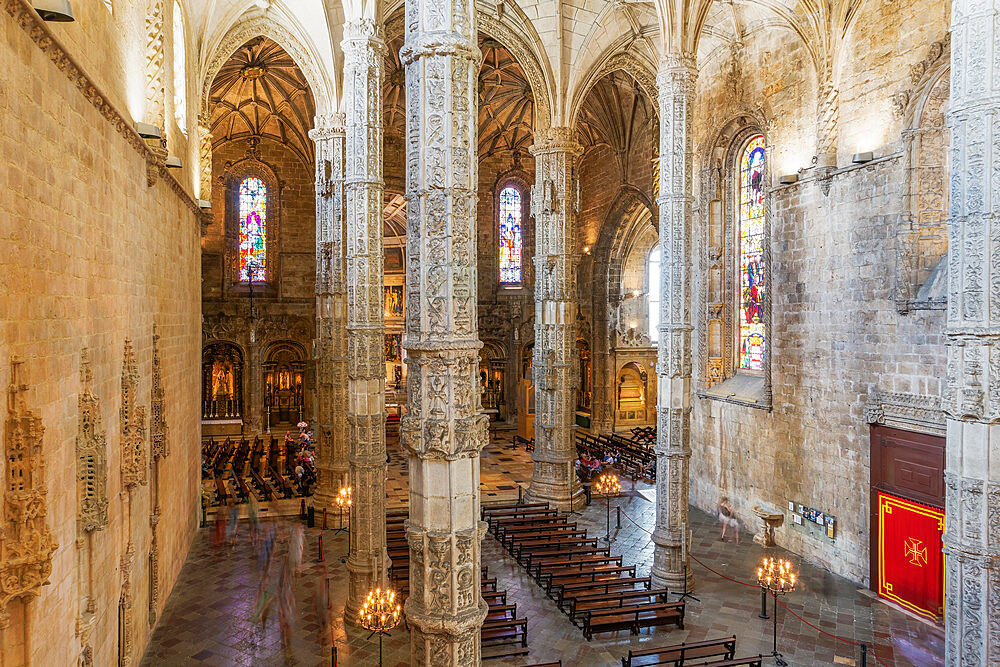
869, 424, 945, 607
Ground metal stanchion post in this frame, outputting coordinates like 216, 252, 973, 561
860, 644, 867, 667
758, 587, 769, 619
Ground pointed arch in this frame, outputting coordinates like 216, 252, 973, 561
200, 14, 335, 117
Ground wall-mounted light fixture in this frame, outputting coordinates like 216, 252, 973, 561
779, 174, 799, 185
32, 0, 74, 21
197, 200, 211, 210
629, 320, 638, 330
134, 122, 162, 139
165, 156, 182, 168
852, 152, 874, 164
583, 246, 591, 255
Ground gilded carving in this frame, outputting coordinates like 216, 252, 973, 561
0, 359, 58, 629
78, 350, 109, 532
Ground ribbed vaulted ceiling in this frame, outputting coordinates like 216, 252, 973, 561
209, 37, 316, 165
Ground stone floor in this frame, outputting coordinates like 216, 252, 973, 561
151, 435, 944, 666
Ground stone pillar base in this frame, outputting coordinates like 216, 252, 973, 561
523, 483, 586, 513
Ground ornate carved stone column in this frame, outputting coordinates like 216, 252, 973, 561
525, 127, 585, 511
310, 113, 349, 511
341, 20, 389, 622
942, 1, 1000, 663
197, 112, 213, 202
650, 56, 696, 592
399, 0, 490, 662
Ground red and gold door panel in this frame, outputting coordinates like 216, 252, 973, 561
876, 491, 944, 621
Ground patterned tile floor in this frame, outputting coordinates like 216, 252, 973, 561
152, 434, 943, 666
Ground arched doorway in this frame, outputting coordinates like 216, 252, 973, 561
480, 340, 508, 419
263, 342, 306, 430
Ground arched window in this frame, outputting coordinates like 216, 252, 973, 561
238, 177, 268, 283
498, 185, 523, 285
172, 1, 187, 134
648, 246, 660, 343
737, 136, 766, 371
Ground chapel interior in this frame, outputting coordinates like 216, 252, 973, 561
0, 0, 995, 665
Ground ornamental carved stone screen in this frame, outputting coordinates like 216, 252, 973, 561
0, 359, 57, 628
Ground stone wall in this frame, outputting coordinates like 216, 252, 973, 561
686, 0, 950, 582
202, 137, 316, 432
0, 8, 201, 665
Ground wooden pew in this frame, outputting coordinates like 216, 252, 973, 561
620, 636, 736, 667
557, 577, 651, 608
567, 588, 670, 626
540, 561, 631, 592
582, 601, 684, 641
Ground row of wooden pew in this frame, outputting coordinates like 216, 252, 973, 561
483, 502, 682, 641
484, 502, 762, 666
576, 430, 657, 482
385, 510, 532, 661
203, 436, 309, 505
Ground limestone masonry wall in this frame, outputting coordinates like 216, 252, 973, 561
686, 0, 950, 583
0, 12, 201, 667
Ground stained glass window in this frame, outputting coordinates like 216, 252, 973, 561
498, 186, 522, 284
738, 136, 766, 371
648, 246, 660, 344
238, 177, 267, 283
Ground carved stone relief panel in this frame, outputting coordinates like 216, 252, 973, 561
0, 359, 58, 628
78, 349, 109, 532
120, 340, 148, 490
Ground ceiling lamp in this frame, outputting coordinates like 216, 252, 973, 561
779, 174, 799, 185
32, 0, 75, 21
852, 152, 874, 164
197, 200, 211, 210
165, 156, 182, 168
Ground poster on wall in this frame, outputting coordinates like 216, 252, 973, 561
385, 334, 402, 362
876, 491, 944, 622
384, 285, 404, 319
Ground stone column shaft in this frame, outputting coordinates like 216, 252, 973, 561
400, 0, 489, 663
651, 56, 696, 592
942, 2, 1000, 663
342, 20, 389, 621
526, 128, 585, 511
310, 113, 349, 510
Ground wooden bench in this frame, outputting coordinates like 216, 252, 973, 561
528, 549, 614, 578
583, 601, 684, 641
539, 559, 628, 590
558, 577, 653, 608
568, 588, 670, 626
621, 636, 736, 666
481, 644, 529, 661
213, 475, 229, 504
481, 502, 548, 519
481, 617, 527, 647
516, 537, 598, 562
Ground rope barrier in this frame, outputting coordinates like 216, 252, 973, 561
600, 499, 894, 666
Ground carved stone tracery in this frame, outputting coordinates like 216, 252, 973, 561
341, 18, 389, 621
120, 340, 148, 490
651, 55, 696, 593
78, 350, 109, 533
400, 0, 490, 662
941, 2, 1000, 663
0, 359, 58, 629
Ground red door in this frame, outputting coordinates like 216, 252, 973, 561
869, 425, 945, 622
